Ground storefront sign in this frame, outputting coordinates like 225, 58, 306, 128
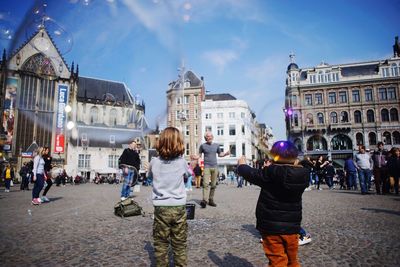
54, 84, 69, 153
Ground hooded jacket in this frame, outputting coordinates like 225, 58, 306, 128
237, 163, 309, 235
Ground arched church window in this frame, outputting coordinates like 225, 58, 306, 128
381, 109, 389, 122
393, 131, 400, 145
383, 131, 392, 145
22, 53, 56, 77
356, 133, 364, 146
340, 111, 348, 123
306, 135, 327, 151
368, 132, 377, 146
317, 113, 324, 124
367, 110, 375, 123
294, 138, 303, 152
306, 113, 314, 125
390, 108, 399, 121
331, 134, 353, 150
330, 112, 338, 124
354, 110, 362, 123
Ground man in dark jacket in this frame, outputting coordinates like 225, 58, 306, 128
371, 142, 389, 194
119, 139, 141, 200
237, 140, 309, 267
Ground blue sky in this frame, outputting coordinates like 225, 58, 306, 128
1, 0, 399, 139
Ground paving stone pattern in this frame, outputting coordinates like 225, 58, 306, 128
0, 183, 399, 266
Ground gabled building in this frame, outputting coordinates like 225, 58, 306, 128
0, 24, 148, 179
285, 37, 400, 164
166, 68, 205, 160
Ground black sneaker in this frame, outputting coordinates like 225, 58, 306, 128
208, 200, 217, 207
200, 200, 207, 208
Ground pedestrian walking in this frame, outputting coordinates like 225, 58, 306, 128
371, 142, 389, 194
147, 127, 189, 267
2, 163, 14, 192
32, 147, 46, 205
191, 132, 229, 208
344, 155, 358, 190
118, 139, 141, 201
193, 163, 202, 188
19, 162, 30, 190
354, 145, 373, 195
387, 147, 400, 195
41, 147, 53, 202
237, 140, 309, 266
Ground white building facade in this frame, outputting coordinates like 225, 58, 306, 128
201, 94, 260, 175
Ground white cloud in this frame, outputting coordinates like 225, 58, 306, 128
202, 49, 239, 72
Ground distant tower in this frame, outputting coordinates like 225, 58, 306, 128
393, 36, 400, 58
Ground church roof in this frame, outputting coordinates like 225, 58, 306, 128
205, 93, 237, 101
77, 76, 134, 104
70, 124, 143, 148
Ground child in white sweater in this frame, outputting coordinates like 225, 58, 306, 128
148, 127, 188, 266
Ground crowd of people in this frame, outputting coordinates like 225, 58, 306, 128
299, 142, 400, 196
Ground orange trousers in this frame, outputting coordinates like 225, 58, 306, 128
261, 234, 300, 267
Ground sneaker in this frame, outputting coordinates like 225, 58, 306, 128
259, 238, 263, 243
318, 188, 323, 191
305, 187, 312, 191
299, 234, 312, 246
120, 197, 127, 201
200, 200, 207, 208
37, 197, 42, 203
41, 196, 50, 202
5, 189, 10, 192
31, 199, 40, 205
208, 200, 217, 207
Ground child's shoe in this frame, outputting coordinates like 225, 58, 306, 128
299, 233, 312, 246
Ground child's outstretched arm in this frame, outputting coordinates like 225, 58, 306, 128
237, 156, 265, 187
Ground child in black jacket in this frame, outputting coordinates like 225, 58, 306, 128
237, 140, 309, 267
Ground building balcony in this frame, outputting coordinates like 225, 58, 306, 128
329, 123, 352, 132
305, 124, 326, 133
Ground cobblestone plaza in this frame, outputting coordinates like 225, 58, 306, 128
0, 183, 399, 266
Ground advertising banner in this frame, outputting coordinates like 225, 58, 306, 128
2, 77, 18, 150
54, 84, 69, 153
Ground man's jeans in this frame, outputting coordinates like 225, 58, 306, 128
358, 169, 371, 193
346, 171, 358, 189
121, 169, 135, 198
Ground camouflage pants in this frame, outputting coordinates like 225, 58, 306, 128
153, 206, 187, 267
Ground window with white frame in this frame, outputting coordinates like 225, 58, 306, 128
310, 74, 316, 84
185, 143, 190, 156
205, 113, 212, 119
195, 124, 198, 136
230, 143, 236, 157
241, 125, 245, 135
315, 93, 323, 105
229, 125, 236, 135
217, 112, 224, 119
365, 89, 373, 102
242, 143, 246, 156
176, 96, 182, 105
391, 63, 399, 76
176, 110, 180, 120
78, 154, 91, 168
194, 94, 198, 103
217, 125, 224, 136
194, 108, 198, 119
328, 92, 336, 104
379, 88, 387, 100
205, 126, 212, 133
229, 112, 235, 119
184, 95, 189, 104
339, 91, 347, 103
388, 87, 397, 100
241, 112, 245, 118
291, 95, 298, 106
108, 155, 119, 168
305, 94, 312, 106
185, 125, 190, 136
352, 90, 360, 102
